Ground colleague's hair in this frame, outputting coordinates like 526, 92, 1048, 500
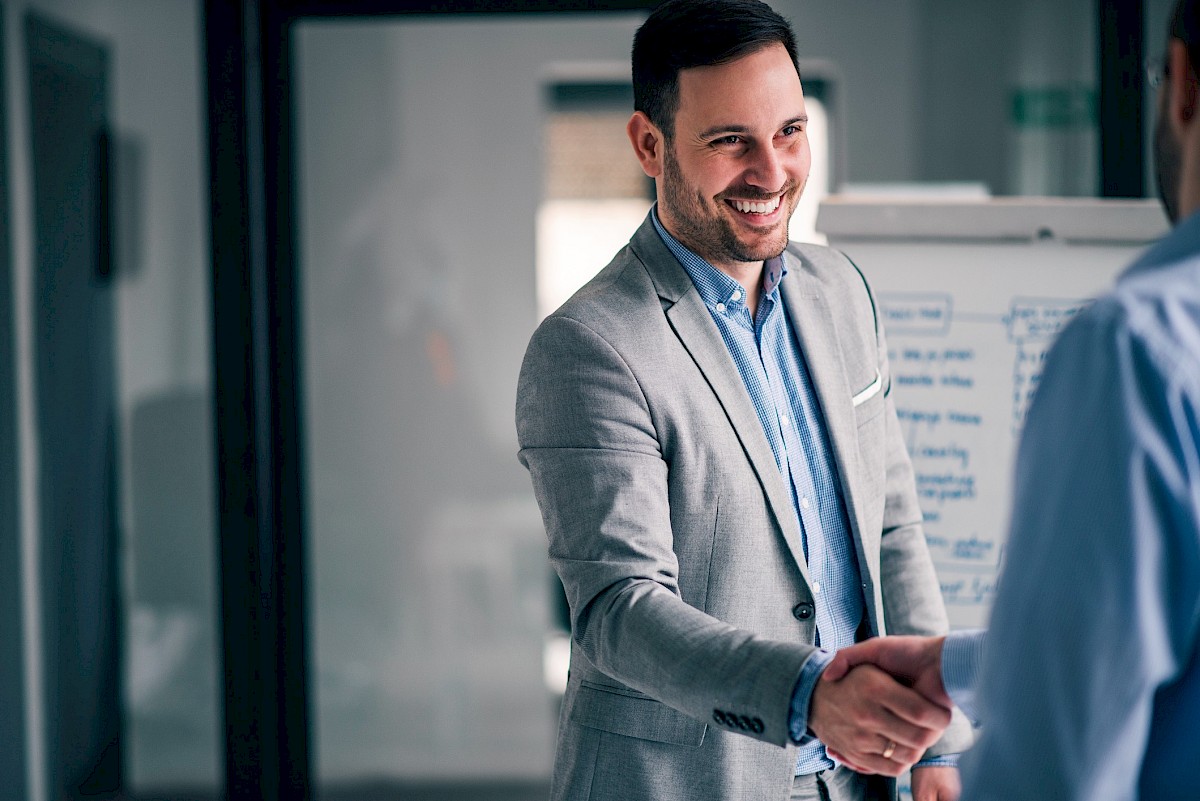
631, 0, 800, 140
1173, 0, 1200, 70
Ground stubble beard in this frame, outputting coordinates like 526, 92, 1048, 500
661, 145, 799, 266
1155, 104, 1182, 225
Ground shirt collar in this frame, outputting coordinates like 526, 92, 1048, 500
651, 204, 788, 311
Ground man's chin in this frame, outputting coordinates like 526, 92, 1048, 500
728, 230, 790, 263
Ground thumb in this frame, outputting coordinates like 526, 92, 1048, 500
821, 653, 850, 682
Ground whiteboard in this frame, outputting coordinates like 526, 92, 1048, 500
818, 198, 1168, 628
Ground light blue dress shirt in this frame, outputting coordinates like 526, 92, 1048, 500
950, 210, 1200, 801
941, 629, 984, 724
650, 210, 926, 774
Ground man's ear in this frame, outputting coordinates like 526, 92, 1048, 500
627, 111, 666, 178
1168, 39, 1200, 133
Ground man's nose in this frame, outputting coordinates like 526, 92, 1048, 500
744, 143, 788, 191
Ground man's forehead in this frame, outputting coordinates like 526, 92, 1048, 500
673, 46, 806, 131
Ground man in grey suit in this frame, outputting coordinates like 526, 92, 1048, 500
516, 2, 972, 799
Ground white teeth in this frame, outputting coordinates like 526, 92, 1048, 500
732, 197, 780, 214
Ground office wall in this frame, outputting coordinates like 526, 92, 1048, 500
914, 0, 1099, 196
778, 0, 922, 184
295, 15, 647, 783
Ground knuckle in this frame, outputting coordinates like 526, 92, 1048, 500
923, 706, 952, 726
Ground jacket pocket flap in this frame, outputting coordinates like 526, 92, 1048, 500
570, 682, 706, 747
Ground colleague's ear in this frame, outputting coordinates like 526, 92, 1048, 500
627, 111, 666, 179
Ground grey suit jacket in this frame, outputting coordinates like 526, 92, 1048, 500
516, 215, 972, 801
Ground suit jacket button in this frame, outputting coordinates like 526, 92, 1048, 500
792, 602, 814, 620
713, 709, 727, 725
751, 717, 764, 733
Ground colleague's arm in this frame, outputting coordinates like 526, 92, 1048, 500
939, 630, 984, 721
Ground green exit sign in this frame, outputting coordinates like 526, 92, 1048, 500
1012, 86, 1096, 128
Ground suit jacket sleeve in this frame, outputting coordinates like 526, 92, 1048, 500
517, 312, 816, 748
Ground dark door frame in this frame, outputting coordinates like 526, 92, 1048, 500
0, 6, 29, 800
1099, 0, 1145, 198
203, 2, 655, 799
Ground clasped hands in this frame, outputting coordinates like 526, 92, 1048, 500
808, 635, 950, 777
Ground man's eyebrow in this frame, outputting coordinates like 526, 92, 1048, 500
697, 124, 750, 139
697, 115, 808, 140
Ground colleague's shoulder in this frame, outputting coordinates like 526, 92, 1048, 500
1056, 257, 1200, 396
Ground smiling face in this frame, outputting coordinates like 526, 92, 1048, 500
654, 43, 810, 275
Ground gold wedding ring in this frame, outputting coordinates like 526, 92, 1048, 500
881, 739, 897, 760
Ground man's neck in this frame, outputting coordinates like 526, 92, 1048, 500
721, 263, 764, 319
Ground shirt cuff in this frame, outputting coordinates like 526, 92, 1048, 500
915, 753, 960, 768
941, 628, 985, 725
788, 649, 835, 744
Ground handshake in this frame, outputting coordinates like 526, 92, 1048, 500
808, 635, 958, 777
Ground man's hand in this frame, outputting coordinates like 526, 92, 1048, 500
822, 636, 951, 708
808, 663, 951, 777
909, 766, 961, 801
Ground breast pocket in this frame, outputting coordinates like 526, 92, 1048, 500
852, 370, 885, 427
852, 373, 887, 499
569, 682, 707, 748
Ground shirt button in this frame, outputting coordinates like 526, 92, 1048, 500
792, 602, 814, 620
715, 302, 726, 313
812, 581, 822, 594
780, 415, 790, 427
730, 289, 742, 302
800, 496, 811, 510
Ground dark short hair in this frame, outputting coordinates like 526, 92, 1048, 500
631, 0, 800, 139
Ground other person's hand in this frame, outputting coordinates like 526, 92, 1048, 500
909, 765, 961, 801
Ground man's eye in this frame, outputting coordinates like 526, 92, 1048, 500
781, 125, 802, 136
715, 135, 742, 145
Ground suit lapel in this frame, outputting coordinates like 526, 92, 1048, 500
629, 218, 811, 582
779, 254, 868, 551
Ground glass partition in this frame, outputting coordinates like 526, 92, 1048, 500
295, 15, 646, 797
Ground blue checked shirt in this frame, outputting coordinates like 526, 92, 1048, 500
651, 211, 864, 774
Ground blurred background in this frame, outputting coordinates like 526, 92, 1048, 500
0, 0, 1173, 799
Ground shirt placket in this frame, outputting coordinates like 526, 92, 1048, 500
757, 299, 836, 647
778, 323, 862, 651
